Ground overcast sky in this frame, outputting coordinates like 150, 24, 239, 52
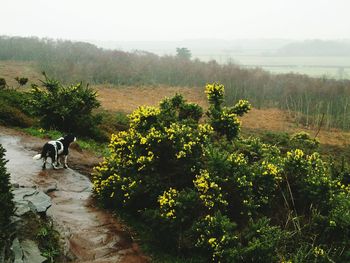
1, 0, 349, 41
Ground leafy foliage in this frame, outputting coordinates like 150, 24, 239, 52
0, 144, 14, 253
290, 131, 320, 153
93, 83, 350, 262
29, 73, 101, 137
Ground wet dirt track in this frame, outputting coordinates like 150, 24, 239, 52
0, 128, 148, 263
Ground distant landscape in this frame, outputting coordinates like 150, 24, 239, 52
2, 36, 350, 130
92, 38, 350, 79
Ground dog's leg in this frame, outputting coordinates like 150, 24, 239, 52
52, 161, 58, 170
63, 155, 69, 169
57, 155, 62, 167
55, 152, 61, 168
42, 157, 47, 169
50, 152, 58, 170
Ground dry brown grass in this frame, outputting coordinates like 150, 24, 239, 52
94, 85, 209, 113
0, 61, 42, 87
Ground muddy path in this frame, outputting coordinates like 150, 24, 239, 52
0, 127, 148, 263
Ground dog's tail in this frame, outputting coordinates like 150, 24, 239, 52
33, 154, 42, 160
33, 143, 50, 160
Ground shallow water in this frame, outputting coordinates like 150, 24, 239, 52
0, 134, 147, 263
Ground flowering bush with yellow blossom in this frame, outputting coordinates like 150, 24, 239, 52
93, 83, 350, 262
93, 93, 214, 209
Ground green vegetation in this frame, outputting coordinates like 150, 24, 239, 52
176, 47, 192, 60
93, 83, 350, 262
0, 144, 15, 259
0, 74, 129, 154
26, 73, 129, 142
0, 88, 34, 128
17, 212, 63, 262
29, 73, 101, 138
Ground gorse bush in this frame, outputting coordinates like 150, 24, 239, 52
93, 83, 350, 262
0, 144, 14, 254
290, 131, 320, 153
93, 93, 212, 210
29, 73, 101, 137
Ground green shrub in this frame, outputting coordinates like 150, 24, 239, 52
259, 131, 290, 151
93, 110, 129, 141
29, 73, 101, 137
237, 218, 289, 263
193, 212, 238, 262
290, 131, 320, 153
0, 144, 15, 253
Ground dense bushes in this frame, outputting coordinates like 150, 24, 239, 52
0, 144, 15, 256
29, 73, 101, 138
0, 74, 127, 141
93, 83, 350, 262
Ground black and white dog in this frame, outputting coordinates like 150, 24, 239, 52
33, 134, 76, 169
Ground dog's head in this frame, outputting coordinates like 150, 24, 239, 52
64, 134, 77, 144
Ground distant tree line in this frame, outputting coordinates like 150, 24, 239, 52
1, 36, 350, 129
276, 39, 350, 56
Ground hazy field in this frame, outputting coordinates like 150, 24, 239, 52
0, 61, 41, 87
195, 54, 350, 79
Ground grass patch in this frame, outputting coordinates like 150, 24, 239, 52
76, 138, 109, 157
22, 127, 62, 139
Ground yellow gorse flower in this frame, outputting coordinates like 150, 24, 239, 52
194, 170, 227, 209
205, 83, 225, 102
158, 188, 179, 219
